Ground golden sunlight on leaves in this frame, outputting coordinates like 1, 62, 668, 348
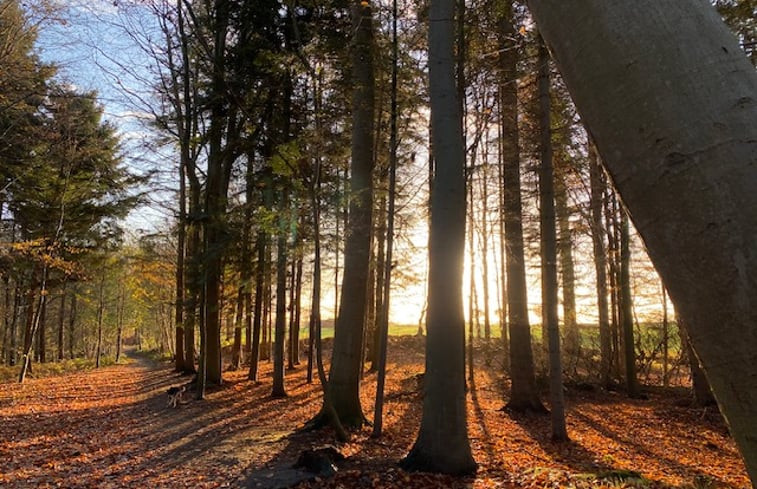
0, 338, 749, 489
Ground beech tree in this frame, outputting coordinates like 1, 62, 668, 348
400, 0, 476, 474
527, 0, 757, 482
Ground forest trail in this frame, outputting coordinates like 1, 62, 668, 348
0, 339, 752, 488
0, 349, 318, 488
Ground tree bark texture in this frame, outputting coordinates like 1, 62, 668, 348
325, 0, 375, 428
401, 0, 477, 474
528, 0, 757, 481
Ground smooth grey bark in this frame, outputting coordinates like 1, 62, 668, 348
324, 0, 375, 428
528, 0, 757, 481
678, 318, 716, 406
400, 0, 476, 475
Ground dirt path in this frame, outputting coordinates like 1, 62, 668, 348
0, 351, 318, 489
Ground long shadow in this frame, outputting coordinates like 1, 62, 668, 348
506, 399, 738, 488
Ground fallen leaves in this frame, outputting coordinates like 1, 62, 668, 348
0, 338, 750, 488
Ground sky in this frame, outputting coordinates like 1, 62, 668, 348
36, 0, 173, 236
29, 0, 674, 327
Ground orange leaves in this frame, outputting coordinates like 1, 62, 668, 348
0, 337, 751, 489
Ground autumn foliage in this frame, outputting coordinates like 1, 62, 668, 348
0, 337, 748, 488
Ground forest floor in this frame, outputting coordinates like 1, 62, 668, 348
0, 336, 750, 489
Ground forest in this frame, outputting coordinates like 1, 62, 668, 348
1, 0, 756, 487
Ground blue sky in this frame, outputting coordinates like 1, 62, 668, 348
36, 0, 174, 236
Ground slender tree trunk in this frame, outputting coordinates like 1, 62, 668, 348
480, 161, 491, 364
467, 175, 477, 384
272, 188, 289, 398
400, 0, 477, 474
373, 0, 398, 435
56, 281, 67, 361
115, 284, 124, 363
231, 286, 243, 369
661, 281, 669, 387
588, 142, 612, 387
606, 192, 620, 378
248, 231, 265, 382
175, 143, 187, 371
369, 192, 387, 372
95, 274, 105, 369
501, 0, 543, 413
18, 283, 37, 382
68, 286, 76, 360
555, 166, 578, 358
619, 211, 639, 397
35, 291, 47, 363
4, 277, 16, 366
293, 254, 303, 365
537, 36, 568, 441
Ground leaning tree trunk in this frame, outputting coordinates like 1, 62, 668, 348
527, 0, 757, 482
400, 0, 477, 475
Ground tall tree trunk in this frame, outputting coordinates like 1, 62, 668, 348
272, 188, 289, 398
606, 192, 621, 378
369, 192, 387, 372
292, 254, 303, 366
400, 0, 477, 474
231, 286, 243, 369
373, 0, 399, 435
115, 283, 124, 363
248, 231, 265, 382
480, 160, 491, 365
323, 0, 375, 428
4, 277, 16, 366
619, 211, 639, 397
527, 1, 757, 478
95, 273, 105, 369
467, 176, 477, 384
57, 281, 67, 361
537, 36, 568, 441
555, 166, 578, 358
661, 281, 669, 387
18, 283, 37, 382
35, 291, 47, 363
588, 142, 611, 387
68, 286, 76, 360
175, 148, 186, 372
500, 0, 543, 413
202, 0, 231, 387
